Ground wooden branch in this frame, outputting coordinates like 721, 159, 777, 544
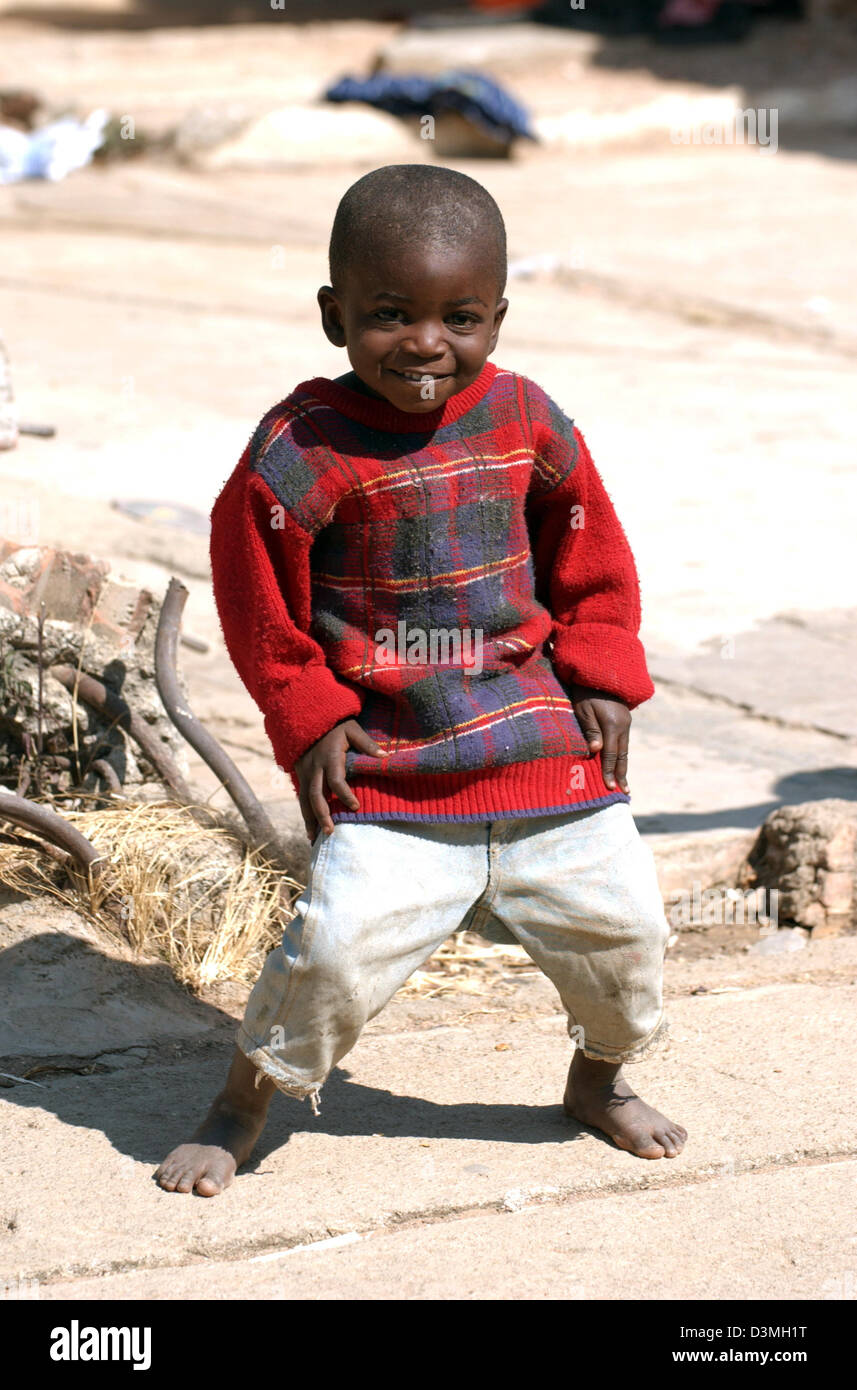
0, 789, 103, 879
91, 758, 121, 792
155, 578, 291, 871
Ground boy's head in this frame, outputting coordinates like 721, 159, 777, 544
318, 164, 508, 415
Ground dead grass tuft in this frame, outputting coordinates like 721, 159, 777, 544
0, 799, 300, 992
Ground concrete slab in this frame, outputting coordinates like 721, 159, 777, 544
41, 1158, 857, 1301
1, 978, 854, 1286
629, 684, 857, 836
648, 611, 857, 741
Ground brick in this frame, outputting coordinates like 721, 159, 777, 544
91, 580, 154, 643
29, 551, 108, 624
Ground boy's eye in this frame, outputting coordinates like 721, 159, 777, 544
371, 308, 480, 327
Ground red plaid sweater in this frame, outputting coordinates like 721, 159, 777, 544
210, 360, 654, 824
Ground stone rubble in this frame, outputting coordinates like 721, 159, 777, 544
0, 543, 188, 795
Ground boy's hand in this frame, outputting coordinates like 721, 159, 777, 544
295, 719, 381, 840
569, 683, 631, 794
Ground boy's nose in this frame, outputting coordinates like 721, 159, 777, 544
401, 320, 445, 358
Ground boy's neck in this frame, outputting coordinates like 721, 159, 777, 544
322, 361, 499, 433
333, 370, 384, 401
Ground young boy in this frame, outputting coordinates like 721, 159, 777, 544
156, 164, 686, 1197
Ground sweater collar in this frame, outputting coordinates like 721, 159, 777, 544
298, 360, 498, 433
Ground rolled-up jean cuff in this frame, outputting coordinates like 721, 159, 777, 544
571, 1009, 669, 1065
236, 1025, 324, 1115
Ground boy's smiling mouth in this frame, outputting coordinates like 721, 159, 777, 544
388, 369, 450, 380
387, 368, 452, 383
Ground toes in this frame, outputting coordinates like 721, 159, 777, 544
157, 1163, 223, 1195
155, 1163, 179, 1191
638, 1140, 667, 1159
657, 1123, 687, 1157
196, 1175, 224, 1198
155, 1144, 236, 1195
615, 1128, 666, 1159
155, 1149, 188, 1186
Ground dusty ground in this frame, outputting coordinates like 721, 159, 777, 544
1, 4, 856, 1300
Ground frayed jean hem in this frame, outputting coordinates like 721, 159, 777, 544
237, 1027, 323, 1116
569, 1010, 669, 1065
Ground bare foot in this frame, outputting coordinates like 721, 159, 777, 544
156, 1049, 275, 1197
563, 1050, 687, 1160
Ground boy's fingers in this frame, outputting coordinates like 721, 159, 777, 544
296, 773, 317, 839
298, 796, 317, 841
326, 752, 359, 812
614, 748, 629, 793
600, 725, 620, 789
615, 727, 630, 793
346, 724, 383, 758
575, 702, 603, 750
308, 765, 335, 836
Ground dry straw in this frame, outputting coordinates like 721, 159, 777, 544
402, 934, 535, 998
0, 798, 300, 992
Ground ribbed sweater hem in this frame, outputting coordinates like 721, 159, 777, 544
306, 754, 629, 826
331, 794, 627, 825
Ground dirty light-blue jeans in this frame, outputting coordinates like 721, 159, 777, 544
237, 802, 670, 1112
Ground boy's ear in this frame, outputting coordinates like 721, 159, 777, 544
317, 286, 347, 348
488, 297, 509, 352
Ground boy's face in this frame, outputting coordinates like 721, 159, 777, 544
318, 239, 508, 414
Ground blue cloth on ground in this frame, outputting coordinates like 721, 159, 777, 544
0, 110, 108, 184
324, 70, 536, 142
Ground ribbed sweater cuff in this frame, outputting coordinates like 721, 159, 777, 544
263, 666, 361, 771
552, 623, 654, 708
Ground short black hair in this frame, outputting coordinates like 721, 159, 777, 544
328, 164, 507, 296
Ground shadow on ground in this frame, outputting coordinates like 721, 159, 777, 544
0, 926, 236, 1078
4, 1021, 591, 1176
636, 766, 857, 834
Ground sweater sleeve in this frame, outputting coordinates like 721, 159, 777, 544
209, 447, 362, 771
527, 403, 655, 710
